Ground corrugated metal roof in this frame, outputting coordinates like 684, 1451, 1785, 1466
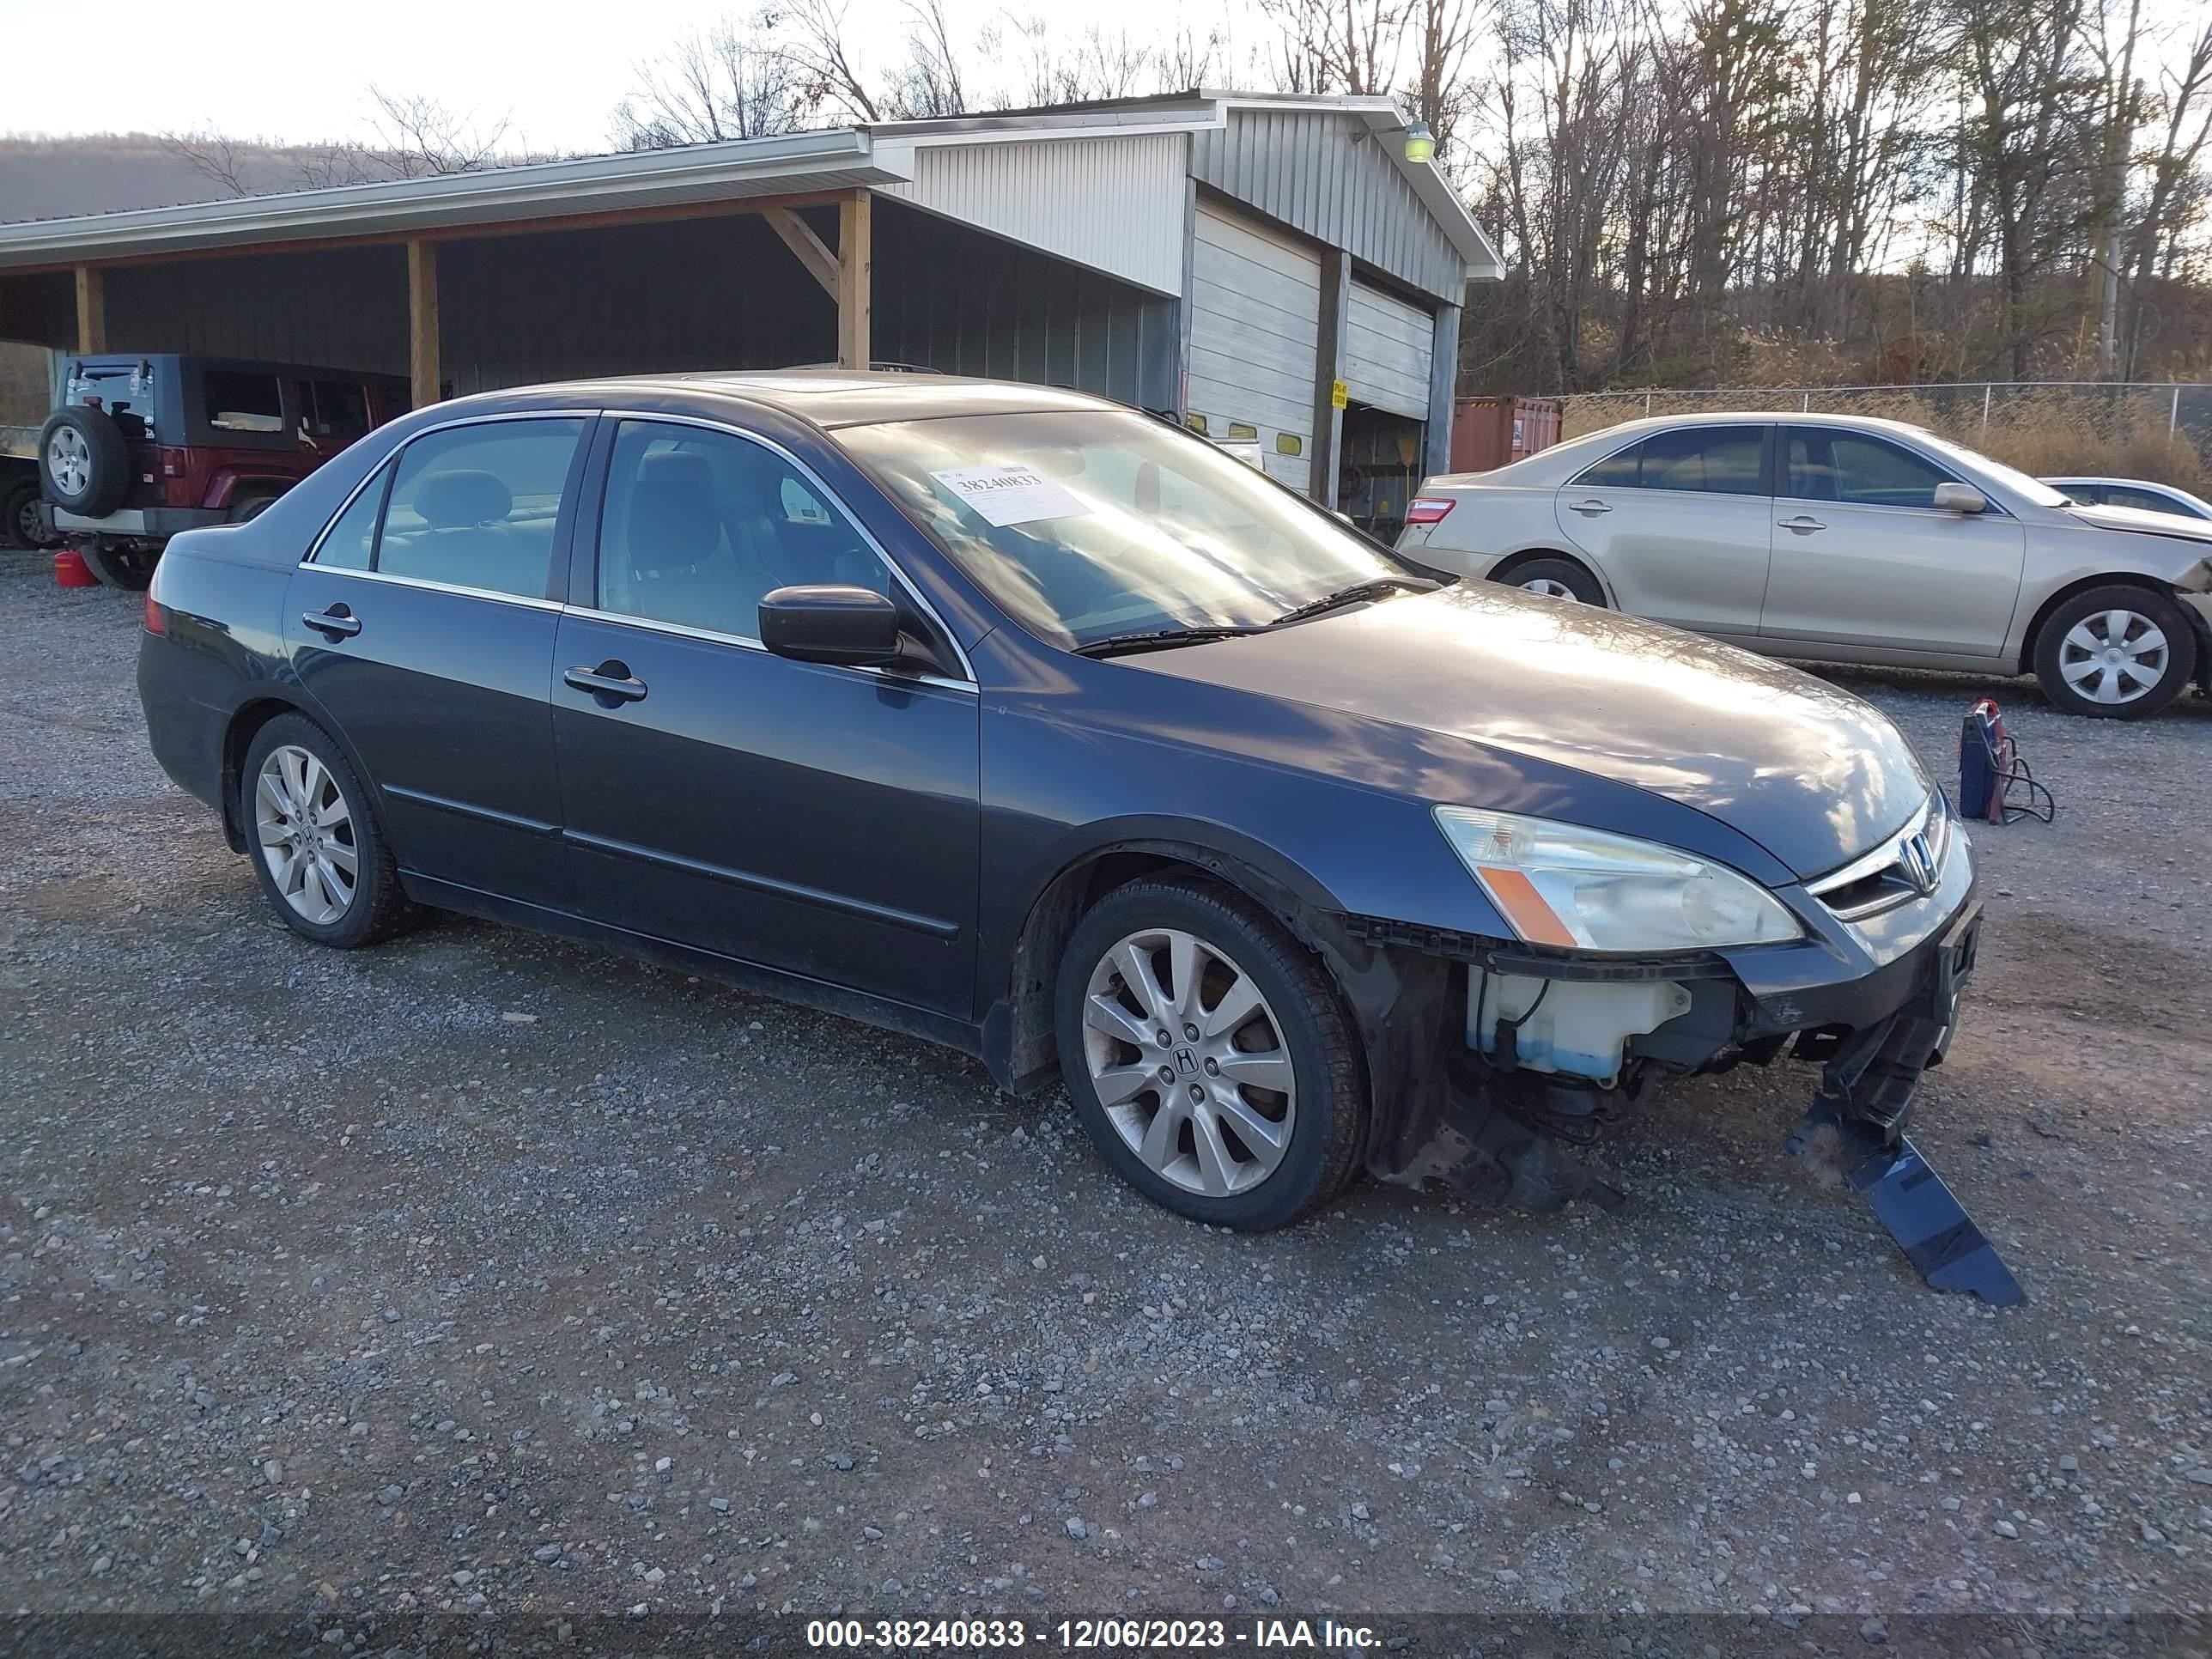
0, 94, 1499, 292
0, 130, 908, 270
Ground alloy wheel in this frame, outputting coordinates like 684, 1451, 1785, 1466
13, 493, 42, 547
1520, 576, 1579, 601
1079, 927, 1297, 1197
47, 427, 90, 497
254, 744, 359, 924
2058, 607, 2167, 706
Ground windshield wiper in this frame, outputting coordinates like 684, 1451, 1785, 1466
1268, 575, 1441, 629
1072, 624, 1262, 659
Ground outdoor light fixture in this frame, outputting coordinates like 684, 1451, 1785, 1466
1401, 120, 1435, 164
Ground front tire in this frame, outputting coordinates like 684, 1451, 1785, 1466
1054, 877, 1366, 1230
240, 714, 418, 948
2032, 585, 2197, 719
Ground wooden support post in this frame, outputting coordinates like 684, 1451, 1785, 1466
74, 265, 106, 355
763, 207, 839, 299
406, 240, 441, 408
837, 191, 872, 371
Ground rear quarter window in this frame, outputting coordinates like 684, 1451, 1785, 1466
204, 370, 285, 434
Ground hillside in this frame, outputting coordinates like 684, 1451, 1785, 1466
0, 132, 353, 224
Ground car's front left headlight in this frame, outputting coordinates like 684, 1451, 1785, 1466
1434, 805, 1802, 953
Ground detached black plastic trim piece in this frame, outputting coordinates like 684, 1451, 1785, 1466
1341, 914, 1735, 981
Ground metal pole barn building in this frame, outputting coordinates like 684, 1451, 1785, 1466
0, 93, 1499, 528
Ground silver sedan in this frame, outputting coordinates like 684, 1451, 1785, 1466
1401, 412, 2212, 718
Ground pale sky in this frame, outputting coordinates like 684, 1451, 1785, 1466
0, 0, 1259, 156
1, 0, 2202, 161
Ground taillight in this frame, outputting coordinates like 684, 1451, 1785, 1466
143, 592, 166, 635
157, 447, 192, 506
1404, 496, 1457, 525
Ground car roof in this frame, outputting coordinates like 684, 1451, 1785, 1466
436, 369, 1129, 431
1565, 410, 1941, 444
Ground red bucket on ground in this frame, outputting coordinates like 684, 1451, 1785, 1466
53, 547, 96, 587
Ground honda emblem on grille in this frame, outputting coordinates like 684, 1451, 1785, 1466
1899, 833, 1938, 896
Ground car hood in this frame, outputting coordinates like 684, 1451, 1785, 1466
1127, 584, 1932, 881
2060, 501, 2212, 547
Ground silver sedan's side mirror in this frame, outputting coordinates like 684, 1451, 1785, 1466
1933, 482, 1988, 514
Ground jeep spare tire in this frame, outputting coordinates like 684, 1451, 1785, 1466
39, 407, 131, 517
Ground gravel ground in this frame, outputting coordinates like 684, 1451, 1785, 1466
1, 558, 2208, 1650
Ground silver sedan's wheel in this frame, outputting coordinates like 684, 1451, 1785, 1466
2057, 607, 2167, 707
46, 427, 90, 498
1079, 927, 1297, 1198
253, 744, 359, 925
1520, 576, 1578, 600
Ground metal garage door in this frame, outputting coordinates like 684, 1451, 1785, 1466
1344, 280, 1433, 420
1185, 204, 1321, 493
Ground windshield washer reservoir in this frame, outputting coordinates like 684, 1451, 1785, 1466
1470, 973, 1692, 1084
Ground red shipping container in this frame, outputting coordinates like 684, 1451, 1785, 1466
1449, 396, 1563, 472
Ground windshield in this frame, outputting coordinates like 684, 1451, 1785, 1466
1912, 429, 2070, 508
836, 410, 1410, 648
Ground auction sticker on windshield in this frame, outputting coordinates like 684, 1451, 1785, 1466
932, 465, 1091, 527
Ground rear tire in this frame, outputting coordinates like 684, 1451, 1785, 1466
1495, 554, 1606, 605
2031, 585, 2196, 719
1054, 876, 1366, 1231
230, 493, 280, 523
0, 477, 52, 550
77, 541, 158, 591
240, 714, 420, 949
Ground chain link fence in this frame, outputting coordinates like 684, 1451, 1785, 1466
1559, 381, 2212, 487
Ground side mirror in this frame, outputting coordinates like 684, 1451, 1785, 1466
1932, 482, 1988, 514
758, 584, 905, 667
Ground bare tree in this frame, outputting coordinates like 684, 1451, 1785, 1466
884, 0, 970, 117
1258, 0, 1409, 94
162, 129, 256, 198
615, 14, 806, 147
775, 0, 885, 121
1401, 0, 1485, 161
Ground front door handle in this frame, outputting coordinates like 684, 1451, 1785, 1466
1568, 498, 1612, 517
565, 661, 648, 704
1778, 515, 1826, 534
302, 605, 361, 638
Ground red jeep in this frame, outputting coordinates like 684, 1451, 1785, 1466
39, 354, 410, 588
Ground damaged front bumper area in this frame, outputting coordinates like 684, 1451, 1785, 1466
1335, 805, 2022, 1304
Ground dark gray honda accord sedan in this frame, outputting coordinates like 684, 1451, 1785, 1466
137, 372, 1994, 1285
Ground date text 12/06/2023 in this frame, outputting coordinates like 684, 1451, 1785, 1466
805, 1618, 1384, 1650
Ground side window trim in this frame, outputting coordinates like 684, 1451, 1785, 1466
574, 410, 975, 685
301, 409, 600, 601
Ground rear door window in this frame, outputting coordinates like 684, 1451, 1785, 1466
203, 370, 286, 434
1572, 426, 1767, 495
372, 418, 586, 599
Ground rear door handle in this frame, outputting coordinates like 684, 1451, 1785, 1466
565, 662, 648, 704
1778, 515, 1826, 534
1568, 499, 1612, 517
302, 606, 361, 638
